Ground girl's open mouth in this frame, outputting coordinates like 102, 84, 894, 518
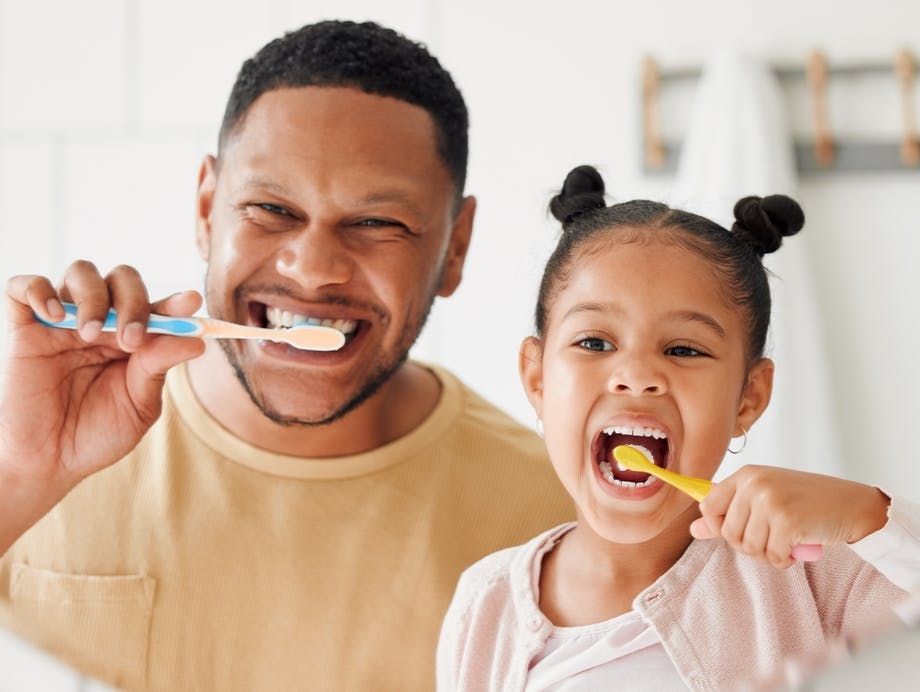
594, 426, 669, 488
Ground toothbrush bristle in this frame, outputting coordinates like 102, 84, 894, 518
283, 325, 346, 352
612, 445, 654, 472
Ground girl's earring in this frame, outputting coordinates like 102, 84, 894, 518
728, 428, 748, 455
536, 418, 544, 438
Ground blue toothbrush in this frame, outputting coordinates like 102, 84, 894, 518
36, 302, 346, 352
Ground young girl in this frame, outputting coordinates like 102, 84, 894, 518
436, 165, 920, 691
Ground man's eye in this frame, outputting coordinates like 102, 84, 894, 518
355, 218, 404, 228
254, 203, 292, 216
578, 337, 613, 352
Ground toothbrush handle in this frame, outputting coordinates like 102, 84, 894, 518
36, 302, 203, 337
790, 544, 823, 561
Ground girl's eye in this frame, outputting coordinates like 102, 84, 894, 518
666, 344, 703, 357
578, 336, 613, 352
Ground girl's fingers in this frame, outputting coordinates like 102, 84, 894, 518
739, 511, 771, 559
719, 499, 752, 551
695, 478, 734, 542
689, 516, 718, 540
765, 530, 796, 569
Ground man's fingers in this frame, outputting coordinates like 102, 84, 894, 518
5, 274, 64, 325
150, 290, 203, 317
125, 338, 205, 421
105, 264, 151, 351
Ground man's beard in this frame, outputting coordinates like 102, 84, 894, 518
220, 337, 411, 427
209, 272, 443, 427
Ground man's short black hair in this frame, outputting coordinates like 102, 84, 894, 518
219, 20, 469, 199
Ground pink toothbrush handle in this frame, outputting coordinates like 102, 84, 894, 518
791, 544, 823, 562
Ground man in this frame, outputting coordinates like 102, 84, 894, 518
0, 20, 573, 691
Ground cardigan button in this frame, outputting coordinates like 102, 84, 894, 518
527, 616, 542, 631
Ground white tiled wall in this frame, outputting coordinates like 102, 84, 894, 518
0, 0, 128, 131
0, 1, 434, 686
2, 0, 919, 686
0, 0, 431, 347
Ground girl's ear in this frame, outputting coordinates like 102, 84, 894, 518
735, 358, 774, 435
519, 336, 545, 417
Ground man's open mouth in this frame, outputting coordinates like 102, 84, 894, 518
264, 306, 357, 335
595, 425, 669, 488
249, 302, 362, 344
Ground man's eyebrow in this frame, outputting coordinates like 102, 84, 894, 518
236, 176, 292, 196
562, 302, 726, 337
358, 191, 424, 219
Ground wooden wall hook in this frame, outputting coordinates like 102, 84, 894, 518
642, 55, 665, 170
806, 50, 835, 167
895, 49, 919, 167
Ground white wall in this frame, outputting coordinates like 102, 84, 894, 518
1, 1, 917, 484
2, 0, 918, 490
1, 0, 918, 686
426, 0, 920, 492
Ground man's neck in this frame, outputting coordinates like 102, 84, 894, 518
185, 345, 441, 457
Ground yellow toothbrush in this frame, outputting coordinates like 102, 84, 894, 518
613, 444, 713, 501
612, 444, 823, 561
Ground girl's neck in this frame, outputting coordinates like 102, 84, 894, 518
539, 507, 698, 627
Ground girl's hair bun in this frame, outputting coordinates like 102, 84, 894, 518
731, 194, 805, 256
550, 165, 607, 225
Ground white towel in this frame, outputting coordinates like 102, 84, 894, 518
669, 48, 841, 478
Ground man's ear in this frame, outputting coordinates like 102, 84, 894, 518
519, 336, 545, 417
437, 195, 476, 297
195, 155, 218, 262
735, 358, 774, 435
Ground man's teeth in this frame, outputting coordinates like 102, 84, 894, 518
603, 425, 667, 439
266, 307, 357, 335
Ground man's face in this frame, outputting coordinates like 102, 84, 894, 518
195, 86, 474, 425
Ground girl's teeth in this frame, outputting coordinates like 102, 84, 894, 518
602, 425, 667, 440
598, 461, 656, 488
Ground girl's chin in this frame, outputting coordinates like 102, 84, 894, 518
580, 514, 665, 546
579, 500, 696, 547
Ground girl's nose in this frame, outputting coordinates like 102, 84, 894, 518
607, 354, 667, 395
275, 225, 355, 288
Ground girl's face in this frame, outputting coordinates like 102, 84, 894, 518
520, 236, 772, 545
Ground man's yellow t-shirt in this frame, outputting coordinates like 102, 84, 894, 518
0, 362, 573, 691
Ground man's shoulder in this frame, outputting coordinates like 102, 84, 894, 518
434, 365, 543, 451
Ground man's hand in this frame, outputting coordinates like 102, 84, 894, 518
0, 262, 205, 553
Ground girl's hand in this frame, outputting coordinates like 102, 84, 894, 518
688, 465, 890, 568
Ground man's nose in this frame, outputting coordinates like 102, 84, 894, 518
275, 224, 355, 288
